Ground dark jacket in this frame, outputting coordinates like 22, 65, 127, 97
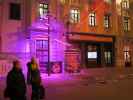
30, 68, 41, 85
27, 62, 31, 84
27, 62, 41, 85
5, 67, 26, 99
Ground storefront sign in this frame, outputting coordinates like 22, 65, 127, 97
51, 62, 62, 73
39, 62, 62, 73
68, 34, 113, 42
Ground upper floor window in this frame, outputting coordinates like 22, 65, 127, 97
104, 0, 112, 4
69, 0, 80, 4
123, 16, 130, 31
9, 3, 21, 20
70, 9, 80, 23
88, 0, 94, 5
124, 46, 131, 66
104, 15, 110, 28
122, 0, 129, 9
89, 12, 96, 26
39, 3, 48, 19
60, 0, 66, 4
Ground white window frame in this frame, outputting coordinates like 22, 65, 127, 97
122, 0, 129, 9
123, 16, 130, 31
104, 15, 110, 28
104, 0, 112, 4
89, 12, 96, 27
70, 9, 80, 23
39, 3, 48, 19
124, 46, 131, 63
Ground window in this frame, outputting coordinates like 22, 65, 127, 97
104, 0, 112, 4
36, 40, 48, 72
88, 0, 94, 4
122, 0, 129, 9
104, 15, 110, 28
9, 3, 21, 20
60, 0, 66, 4
104, 51, 112, 64
70, 9, 80, 23
36, 40, 48, 62
124, 46, 131, 66
123, 17, 130, 31
87, 45, 97, 59
89, 12, 96, 26
69, 0, 80, 4
39, 3, 48, 19
70, 0, 74, 4
36, 40, 48, 50
60, 0, 80, 5
88, 52, 97, 59
124, 51, 130, 62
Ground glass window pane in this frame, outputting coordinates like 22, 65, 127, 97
39, 3, 48, 19
70, 9, 80, 23
89, 13, 96, 26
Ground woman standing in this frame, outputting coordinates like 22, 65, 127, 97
4, 60, 26, 100
27, 57, 42, 100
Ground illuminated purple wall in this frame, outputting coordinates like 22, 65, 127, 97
29, 15, 66, 73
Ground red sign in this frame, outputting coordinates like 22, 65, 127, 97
51, 62, 62, 73
68, 34, 113, 42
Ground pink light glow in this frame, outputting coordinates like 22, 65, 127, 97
41, 73, 72, 80
29, 14, 66, 74
54, 39, 71, 46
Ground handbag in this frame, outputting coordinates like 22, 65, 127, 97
4, 87, 9, 98
39, 85, 45, 99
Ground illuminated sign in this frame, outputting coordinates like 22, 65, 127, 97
88, 52, 97, 59
51, 62, 62, 73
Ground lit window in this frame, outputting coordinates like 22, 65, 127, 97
60, 0, 66, 4
89, 12, 96, 26
122, 0, 129, 9
104, 51, 112, 64
104, 15, 110, 28
70, 9, 80, 23
39, 3, 48, 19
104, 0, 112, 4
123, 17, 130, 31
70, 0, 74, 4
124, 51, 130, 62
69, 0, 80, 4
124, 46, 131, 66
88, 0, 94, 4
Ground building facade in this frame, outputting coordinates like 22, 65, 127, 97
115, 0, 133, 68
61, 0, 116, 72
0, 0, 133, 74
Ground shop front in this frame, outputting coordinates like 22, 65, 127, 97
65, 33, 115, 72
84, 42, 114, 68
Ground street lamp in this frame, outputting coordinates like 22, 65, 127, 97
47, 10, 50, 76
46, 10, 58, 76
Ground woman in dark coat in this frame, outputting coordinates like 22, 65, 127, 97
27, 57, 42, 100
4, 60, 26, 100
